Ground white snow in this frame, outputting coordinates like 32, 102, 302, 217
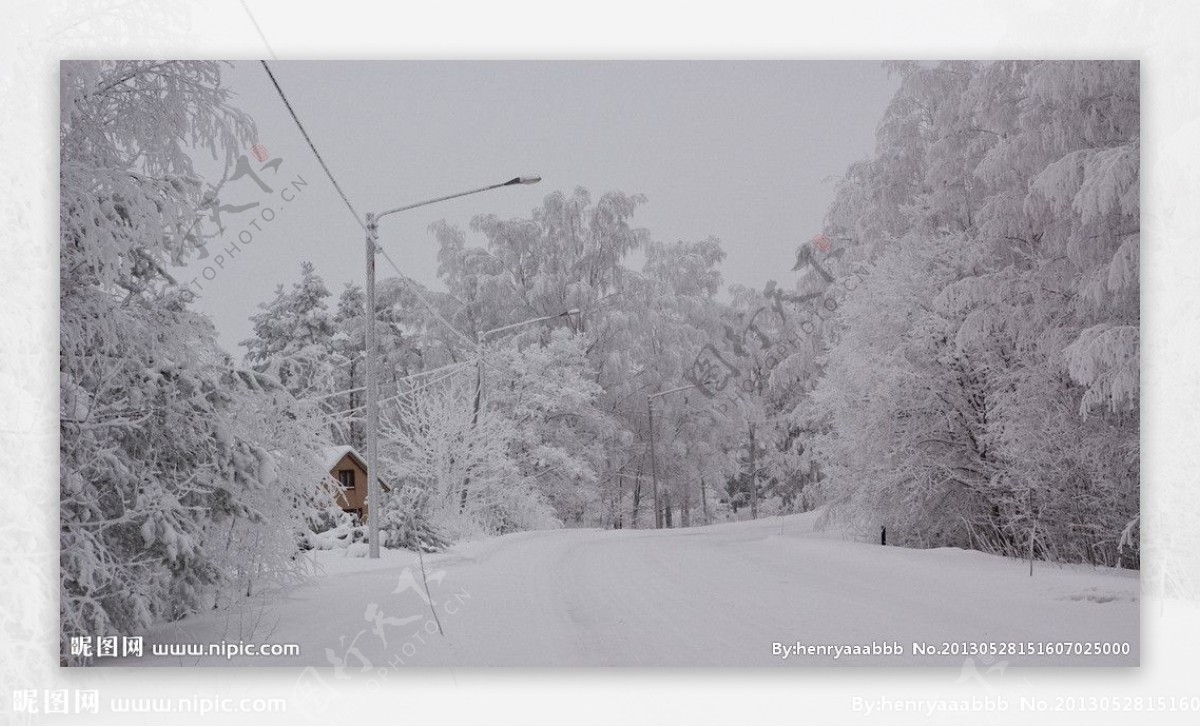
109, 511, 1137, 667
322, 445, 357, 471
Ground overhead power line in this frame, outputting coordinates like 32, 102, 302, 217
257, 60, 475, 347
259, 60, 364, 228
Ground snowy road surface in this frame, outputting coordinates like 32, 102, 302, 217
116, 512, 1138, 667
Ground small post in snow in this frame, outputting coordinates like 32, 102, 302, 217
880, 525, 886, 546
1028, 517, 1037, 577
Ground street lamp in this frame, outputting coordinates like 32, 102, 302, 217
478, 309, 579, 344
476, 309, 580, 411
646, 383, 698, 529
364, 175, 541, 558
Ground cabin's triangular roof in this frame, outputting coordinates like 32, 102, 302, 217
323, 445, 392, 491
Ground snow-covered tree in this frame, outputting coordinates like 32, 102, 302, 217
481, 328, 610, 523
242, 261, 337, 395
60, 61, 338, 663
808, 61, 1139, 566
379, 368, 558, 539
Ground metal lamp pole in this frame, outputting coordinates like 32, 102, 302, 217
364, 175, 541, 558
646, 383, 698, 529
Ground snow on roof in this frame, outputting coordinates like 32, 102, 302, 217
323, 445, 360, 471
322, 445, 393, 491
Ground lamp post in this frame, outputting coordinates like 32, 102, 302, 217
646, 383, 698, 529
478, 310, 580, 343
364, 175, 541, 558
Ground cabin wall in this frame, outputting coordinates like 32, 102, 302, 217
331, 454, 371, 521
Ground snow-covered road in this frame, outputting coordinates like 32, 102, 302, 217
117, 512, 1138, 667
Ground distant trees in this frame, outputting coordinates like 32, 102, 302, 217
427, 188, 644, 526
241, 187, 746, 532
613, 237, 732, 526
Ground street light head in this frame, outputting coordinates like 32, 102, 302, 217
505, 175, 542, 186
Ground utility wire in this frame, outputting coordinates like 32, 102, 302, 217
310, 358, 479, 402
260, 60, 364, 228
239, 0, 278, 59
256, 60, 506, 451
257, 59, 458, 645
376, 246, 480, 349
258, 61, 477, 349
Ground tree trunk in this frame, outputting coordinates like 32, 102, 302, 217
748, 423, 759, 520
648, 399, 661, 529
631, 458, 644, 528
460, 359, 484, 513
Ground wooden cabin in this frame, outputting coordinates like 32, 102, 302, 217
324, 446, 391, 523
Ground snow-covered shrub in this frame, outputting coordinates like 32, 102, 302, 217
380, 486, 451, 553
299, 504, 365, 552
380, 367, 564, 540
204, 374, 344, 606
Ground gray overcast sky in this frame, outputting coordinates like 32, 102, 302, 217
177, 61, 898, 353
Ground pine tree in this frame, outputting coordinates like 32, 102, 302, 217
242, 261, 337, 396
